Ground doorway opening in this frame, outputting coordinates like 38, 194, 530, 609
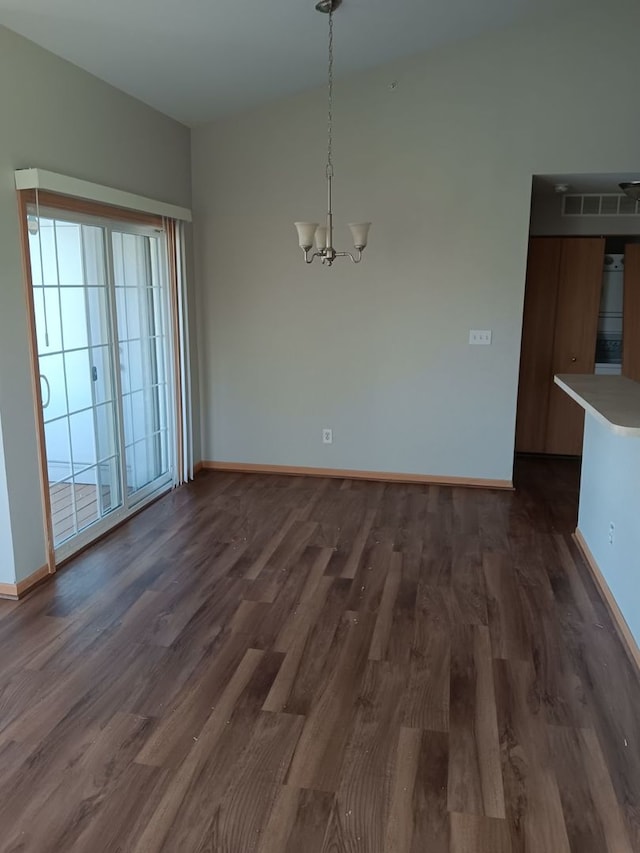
515, 172, 640, 458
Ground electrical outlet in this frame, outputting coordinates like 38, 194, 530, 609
322, 428, 333, 445
469, 329, 492, 345
608, 522, 615, 546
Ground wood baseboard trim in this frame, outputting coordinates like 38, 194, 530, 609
0, 583, 19, 601
0, 564, 52, 601
201, 461, 513, 490
17, 563, 51, 597
573, 529, 640, 674
193, 461, 204, 476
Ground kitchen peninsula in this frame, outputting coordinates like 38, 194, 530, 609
555, 374, 640, 666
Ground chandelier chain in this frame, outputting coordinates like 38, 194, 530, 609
326, 3, 334, 179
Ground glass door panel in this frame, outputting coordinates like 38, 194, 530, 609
28, 213, 123, 552
112, 230, 172, 502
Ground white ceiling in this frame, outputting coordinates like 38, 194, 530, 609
0, 0, 566, 126
533, 173, 640, 196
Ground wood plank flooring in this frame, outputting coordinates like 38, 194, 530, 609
0, 457, 639, 852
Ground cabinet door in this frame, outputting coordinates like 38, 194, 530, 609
545, 237, 605, 455
623, 244, 640, 382
515, 238, 562, 453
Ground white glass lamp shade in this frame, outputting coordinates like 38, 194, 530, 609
348, 222, 371, 249
294, 222, 319, 250
315, 226, 327, 250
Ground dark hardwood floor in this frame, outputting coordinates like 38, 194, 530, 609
0, 457, 638, 852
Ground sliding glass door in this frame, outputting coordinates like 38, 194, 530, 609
112, 229, 172, 503
27, 206, 174, 561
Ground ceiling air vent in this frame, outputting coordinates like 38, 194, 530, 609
582, 196, 601, 215
619, 195, 638, 215
563, 195, 583, 215
562, 193, 640, 216
600, 195, 619, 215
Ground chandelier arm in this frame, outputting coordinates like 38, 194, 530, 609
335, 250, 363, 263
302, 248, 321, 264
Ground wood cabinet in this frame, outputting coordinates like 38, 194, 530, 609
623, 244, 640, 382
516, 237, 604, 455
515, 239, 562, 454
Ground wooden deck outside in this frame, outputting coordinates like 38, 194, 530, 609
49, 482, 111, 546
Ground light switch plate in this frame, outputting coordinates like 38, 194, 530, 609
469, 329, 492, 345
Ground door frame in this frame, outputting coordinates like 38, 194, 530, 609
17, 190, 56, 575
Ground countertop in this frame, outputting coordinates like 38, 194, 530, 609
554, 374, 640, 436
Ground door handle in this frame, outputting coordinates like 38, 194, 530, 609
571, 357, 577, 363
40, 374, 51, 409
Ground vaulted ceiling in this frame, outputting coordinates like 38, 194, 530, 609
0, 0, 573, 125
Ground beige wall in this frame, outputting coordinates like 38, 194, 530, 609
0, 26, 193, 583
0, 413, 15, 579
192, 0, 640, 482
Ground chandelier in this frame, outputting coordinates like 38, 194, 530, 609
294, 0, 371, 266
